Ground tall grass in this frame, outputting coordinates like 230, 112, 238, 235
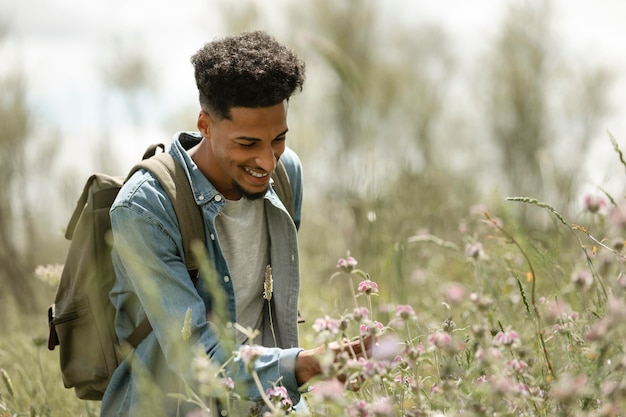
2, 138, 626, 416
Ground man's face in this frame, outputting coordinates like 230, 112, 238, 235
202, 101, 289, 200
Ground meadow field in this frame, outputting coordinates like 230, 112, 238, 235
2, 144, 626, 416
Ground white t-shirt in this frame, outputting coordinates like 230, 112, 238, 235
215, 197, 269, 344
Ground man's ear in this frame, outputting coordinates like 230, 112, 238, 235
197, 111, 212, 137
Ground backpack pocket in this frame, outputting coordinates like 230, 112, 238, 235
52, 296, 118, 400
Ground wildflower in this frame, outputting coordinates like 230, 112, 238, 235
372, 335, 402, 361
612, 237, 625, 251
337, 255, 358, 272
571, 269, 593, 290
312, 316, 341, 335
311, 379, 345, 401
360, 320, 384, 337
393, 304, 416, 321
222, 377, 235, 391
394, 374, 416, 389
469, 292, 493, 310
353, 307, 369, 322
263, 264, 273, 301
358, 279, 379, 295
583, 193, 607, 214
552, 374, 588, 403
181, 307, 192, 341
265, 385, 292, 410
475, 347, 502, 362
358, 356, 387, 378
370, 397, 394, 416
234, 345, 264, 372
34, 264, 64, 286
445, 283, 466, 303
506, 359, 529, 373
493, 330, 521, 348
427, 331, 452, 349
465, 242, 485, 259
347, 399, 369, 417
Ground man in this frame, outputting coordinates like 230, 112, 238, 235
101, 31, 365, 416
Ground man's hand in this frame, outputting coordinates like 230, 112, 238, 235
295, 336, 373, 386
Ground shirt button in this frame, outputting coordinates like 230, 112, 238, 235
223, 276, 230, 283
215, 195, 222, 202
210, 234, 215, 241
198, 195, 204, 201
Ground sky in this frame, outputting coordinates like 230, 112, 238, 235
2, 0, 626, 189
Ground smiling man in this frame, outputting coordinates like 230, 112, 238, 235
100, 31, 367, 417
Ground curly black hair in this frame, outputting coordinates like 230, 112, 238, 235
191, 31, 306, 120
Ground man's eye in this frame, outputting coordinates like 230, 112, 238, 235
239, 142, 255, 148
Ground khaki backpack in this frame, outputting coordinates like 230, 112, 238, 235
47, 141, 294, 400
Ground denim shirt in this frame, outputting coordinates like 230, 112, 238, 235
100, 132, 304, 416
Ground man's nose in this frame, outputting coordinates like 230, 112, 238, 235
256, 145, 277, 172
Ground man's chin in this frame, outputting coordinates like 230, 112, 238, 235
232, 181, 268, 200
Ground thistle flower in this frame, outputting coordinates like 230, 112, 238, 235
263, 264, 273, 301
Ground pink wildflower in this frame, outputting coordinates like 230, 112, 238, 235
358, 279, 379, 295
347, 400, 369, 417
312, 315, 341, 335
370, 397, 394, 416
265, 385, 292, 410
234, 345, 264, 372
571, 269, 593, 289
493, 330, 521, 348
475, 347, 502, 362
583, 193, 607, 214
372, 335, 402, 360
427, 331, 452, 349
445, 283, 466, 303
311, 379, 345, 401
465, 242, 485, 259
394, 304, 416, 321
506, 359, 529, 373
360, 320, 384, 336
337, 256, 358, 272
353, 307, 369, 322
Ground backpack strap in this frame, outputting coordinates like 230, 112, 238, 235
123, 152, 206, 348
271, 160, 294, 218
132, 153, 206, 273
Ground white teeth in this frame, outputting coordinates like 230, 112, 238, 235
245, 167, 268, 178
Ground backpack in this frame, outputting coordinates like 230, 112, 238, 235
47, 140, 294, 400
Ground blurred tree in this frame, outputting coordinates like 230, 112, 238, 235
96, 35, 156, 173
0, 22, 34, 306
484, 2, 611, 219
